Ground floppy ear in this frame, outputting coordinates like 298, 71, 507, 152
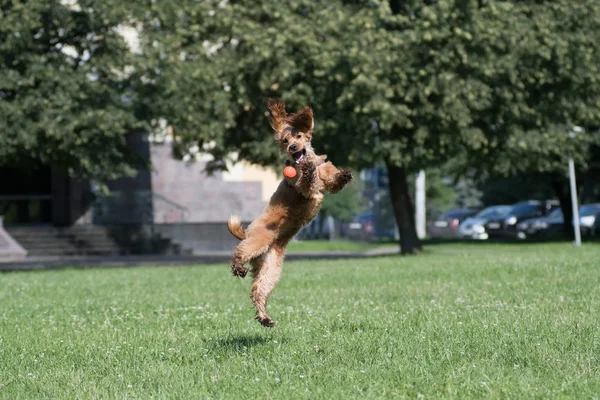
267, 98, 287, 138
288, 106, 314, 139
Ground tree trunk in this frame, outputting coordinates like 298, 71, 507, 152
551, 179, 574, 238
327, 215, 336, 241
318, 213, 326, 240
385, 160, 422, 254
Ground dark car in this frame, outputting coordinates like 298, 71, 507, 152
428, 209, 478, 239
516, 208, 564, 239
458, 205, 512, 240
579, 203, 600, 237
485, 200, 560, 238
592, 210, 600, 238
343, 211, 398, 241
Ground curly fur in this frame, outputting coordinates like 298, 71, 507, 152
228, 99, 353, 327
227, 215, 245, 240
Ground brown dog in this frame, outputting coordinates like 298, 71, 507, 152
227, 99, 353, 327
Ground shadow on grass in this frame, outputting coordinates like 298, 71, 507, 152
422, 236, 600, 246
216, 334, 280, 352
375, 236, 600, 247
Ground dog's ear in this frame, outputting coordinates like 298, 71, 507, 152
268, 98, 287, 139
288, 106, 314, 139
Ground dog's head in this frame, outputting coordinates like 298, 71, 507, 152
268, 99, 315, 165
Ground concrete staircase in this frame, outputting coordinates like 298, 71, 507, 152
4, 225, 193, 258
6, 226, 122, 257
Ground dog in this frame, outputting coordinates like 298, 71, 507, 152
227, 99, 353, 327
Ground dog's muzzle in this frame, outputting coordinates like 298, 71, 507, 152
291, 149, 306, 164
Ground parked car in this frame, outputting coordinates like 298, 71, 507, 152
428, 209, 478, 238
579, 203, 600, 237
458, 205, 512, 240
593, 210, 600, 238
516, 208, 564, 239
343, 211, 398, 241
297, 214, 331, 240
484, 200, 560, 238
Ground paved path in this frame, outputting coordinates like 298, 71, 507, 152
0, 247, 400, 272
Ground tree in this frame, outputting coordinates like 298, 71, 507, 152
138, 0, 600, 252
344, 0, 600, 240
137, 0, 468, 253
0, 0, 143, 182
454, 1, 600, 235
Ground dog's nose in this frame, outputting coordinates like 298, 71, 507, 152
289, 144, 298, 152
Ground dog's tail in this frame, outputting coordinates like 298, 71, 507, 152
227, 215, 246, 240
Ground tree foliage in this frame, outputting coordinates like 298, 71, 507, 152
2, 0, 600, 249
320, 180, 364, 222
0, 0, 143, 181
137, 0, 600, 251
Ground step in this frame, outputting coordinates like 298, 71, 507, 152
5, 226, 184, 257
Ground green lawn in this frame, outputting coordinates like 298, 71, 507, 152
1, 244, 599, 399
287, 239, 394, 253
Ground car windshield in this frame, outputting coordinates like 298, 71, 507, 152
549, 208, 563, 218
580, 205, 600, 217
510, 204, 539, 217
475, 206, 511, 219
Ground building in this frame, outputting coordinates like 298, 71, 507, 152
0, 133, 280, 258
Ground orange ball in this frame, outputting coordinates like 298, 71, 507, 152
283, 166, 297, 179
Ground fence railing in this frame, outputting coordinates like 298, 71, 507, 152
92, 191, 189, 225
152, 192, 190, 223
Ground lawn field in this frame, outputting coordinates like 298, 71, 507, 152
1, 243, 599, 399
286, 239, 394, 253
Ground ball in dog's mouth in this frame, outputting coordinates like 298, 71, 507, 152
292, 149, 307, 164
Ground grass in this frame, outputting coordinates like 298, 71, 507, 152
1, 243, 599, 399
287, 239, 394, 253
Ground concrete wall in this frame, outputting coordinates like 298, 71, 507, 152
150, 144, 266, 223
223, 160, 280, 203
154, 222, 247, 253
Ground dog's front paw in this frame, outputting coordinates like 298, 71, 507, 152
232, 264, 248, 278
338, 169, 353, 185
299, 161, 316, 178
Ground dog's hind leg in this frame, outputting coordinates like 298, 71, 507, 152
231, 225, 277, 278
250, 246, 284, 327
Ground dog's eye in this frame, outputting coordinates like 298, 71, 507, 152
296, 134, 302, 139
283, 139, 288, 144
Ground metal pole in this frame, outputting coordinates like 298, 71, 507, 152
568, 157, 582, 247
415, 170, 426, 239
